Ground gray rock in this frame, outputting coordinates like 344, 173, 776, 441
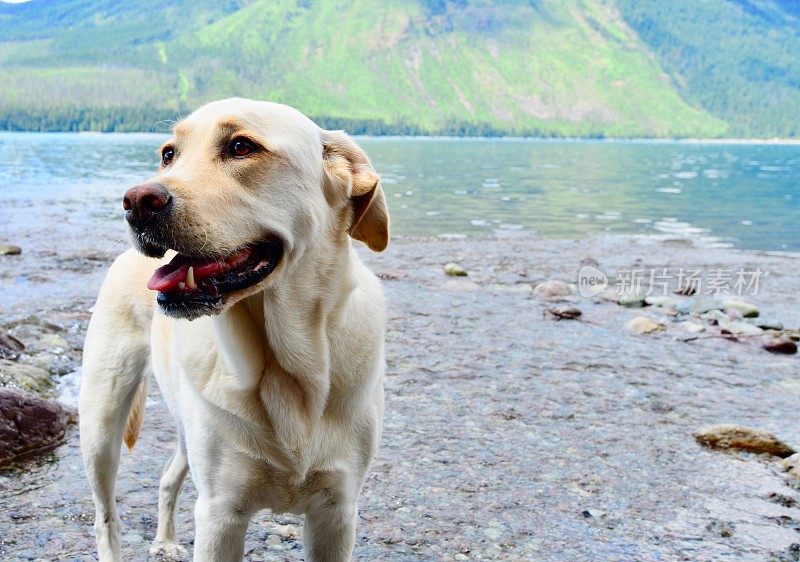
691, 298, 723, 314
39, 334, 68, 350
756, 320, 784, 331
718, 320, 763, 336
693, 424, 796, 457
0, 244, 22, 256
645, 296, 679, 309
444, 262, 468, 276
619, 293, 646, 308
721, 298, 759, 318
0, 332, 25, 360
0, 388, 75, 466
0, 360, 53, 395
700, 310, 728, 324
725, 308, 743, 320
678, 321, 705, 334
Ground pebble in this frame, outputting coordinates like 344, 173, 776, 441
757, 320, 784, 331
444, 263, 468, 276
645, 296, 679, 309
721, 298, 759, 318
693, 424, 796, 457
545, 307, 582, 320
625, 316, 665, 334
678, 321, 705, 333
699, 309, 728, 324
718, 320, 764, 336
781, 452, 800, 478
0, 360, 53, 394
762, 338, 797, 355
455, 554, 469, 561
674, 284, 698, 296
706, 520, 735, 538
483, 527, 502, 541
39, 334, 69, 350
0, 244, 22, 255
619, 293, 646, 308
533, 279, 571, 299
691, 299, 723, 314
266, 534, 282, 546
0, 332, 25, 360
725, 308, 743, 320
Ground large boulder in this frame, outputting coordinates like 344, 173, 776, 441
0, 388, 75, 466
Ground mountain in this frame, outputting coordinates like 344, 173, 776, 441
0, 0, 798, 137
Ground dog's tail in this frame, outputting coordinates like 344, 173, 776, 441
123, 376, 148, 450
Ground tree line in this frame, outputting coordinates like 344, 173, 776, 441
0, 108, 610, 138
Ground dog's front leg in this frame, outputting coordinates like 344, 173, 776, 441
304, 498, 358, 562
192, 496, 252, 562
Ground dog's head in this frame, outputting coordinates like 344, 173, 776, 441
124, 98, 389, 320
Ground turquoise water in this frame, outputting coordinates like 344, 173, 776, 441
0, 133, 798, 251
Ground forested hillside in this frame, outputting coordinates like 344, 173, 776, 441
617, 0, 800, 137
0, 0, 798, 137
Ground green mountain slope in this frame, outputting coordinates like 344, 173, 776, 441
0, 0, 795, 137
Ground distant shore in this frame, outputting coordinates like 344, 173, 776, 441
2, 128, 800, 145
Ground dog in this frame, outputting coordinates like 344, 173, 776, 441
79, 98, 389, 561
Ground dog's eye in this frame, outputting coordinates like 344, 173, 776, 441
227, 138, 257, 158
161, 147, 175, 166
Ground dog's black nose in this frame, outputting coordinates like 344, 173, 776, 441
123, 184, 173, 224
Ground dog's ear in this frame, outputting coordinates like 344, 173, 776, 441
321, 130, 390, 252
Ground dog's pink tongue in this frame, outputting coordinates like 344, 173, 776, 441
147, 248, 253, 292
147, 261, 190, 292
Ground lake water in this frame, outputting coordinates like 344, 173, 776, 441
0, 133, 798, 251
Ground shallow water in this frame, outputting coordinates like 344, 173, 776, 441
2, 130, 800, 560
1, 133, 798, 251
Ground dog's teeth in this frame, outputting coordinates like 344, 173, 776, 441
187, 266, 196, 289
178, 282, 186, 290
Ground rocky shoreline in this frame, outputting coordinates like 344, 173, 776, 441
1, 233, 800, 560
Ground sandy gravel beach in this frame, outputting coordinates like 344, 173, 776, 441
1, 227, 800, 561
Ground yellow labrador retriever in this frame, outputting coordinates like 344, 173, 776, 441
79, 98, 389, 561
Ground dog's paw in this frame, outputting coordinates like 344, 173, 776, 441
149, 541, 189, 561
